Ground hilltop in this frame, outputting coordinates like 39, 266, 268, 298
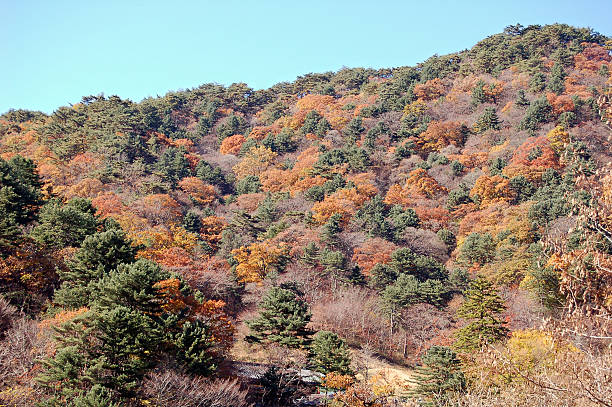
0, 23, 611, 406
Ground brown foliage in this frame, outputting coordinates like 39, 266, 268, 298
141, 369, 251, 407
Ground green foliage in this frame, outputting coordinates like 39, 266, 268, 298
53, 228, 137, 308
235, 175, 261, 195
320, 213, 343, 247
460, 232, 496, 265
343, 117, 365, 142
509, 175, 536, 203
182, 210, 202, 234
529, 72, 547, 92
263, 128, 297, 153
547, 62, 566, 94
0, 155, 44, 225
217, 114, 247, 142
519, 97, 552, 132
409, 346, 465, 405
246, 286, 312, 348
450, 160, 464, 176
300, 110, 330, 136
455, 276, 508, 352
319, 248, 348, 283
437, 228, 456, 252
515, 89, 530, 107
171, 319, 217, 375
156, 147, 191, 186
446, 183, 472, 210
474, 107, 501, 133
195, 160, 232, 193
309, 331, 352, 375
390, 247, 447, 281
382, 274, 450, 312
31, 198, 99, 249
300, 242, 320, 267
355, 195, 418, 242
489, 157, 507, 176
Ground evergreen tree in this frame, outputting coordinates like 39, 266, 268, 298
529, 71, 546, 92
343, 117, 365, 143
471, 80, 487, 106
246, 286, 312, 348
320, 213, 343, 247
171, 319, 217, 375
309, 331, 352, 375
31, 198, 99, 249
53, 229, 137, 308
409, 346, 465, 406
182, 210, 202, 234
547, 62, 566, 94
300, 242, 320, 267
473, 107, 501, 133
515, 89, 530, 107
454, 276, 509, 351
0, 155, 44, 225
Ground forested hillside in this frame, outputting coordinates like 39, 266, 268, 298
1, 23, 611, 406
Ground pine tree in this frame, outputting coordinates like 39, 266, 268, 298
473, 107, 501, 133
309, 331, 352, 375
547, 62, 566, 94
182, 210, 202, 234
409, 346, 465, 406
515, 89, 530, 107
300, 242, 320, 267
246, 286, 312, 348
454, 276, 509, 351
320, 213, 343, 247
54, 229, 137, 309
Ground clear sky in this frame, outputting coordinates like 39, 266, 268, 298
2, 0, 610, 114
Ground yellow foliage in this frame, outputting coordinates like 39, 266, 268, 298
546, 126, 570, 155
231, 242, 288, 283
232, 146, 277, 180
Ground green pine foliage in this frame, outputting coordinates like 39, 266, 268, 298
246, 286, 312, 348
409, 346, 466, 405
309, 331, 352, 375
454, 276, 509, 352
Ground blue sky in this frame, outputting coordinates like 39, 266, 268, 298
2, 0, 610, 114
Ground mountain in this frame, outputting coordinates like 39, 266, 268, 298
0, 23, 611, 406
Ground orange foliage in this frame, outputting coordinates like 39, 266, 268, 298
154, 278, 234, 355
91, 191, 126, 217
39, 307, 89, 333
232, 146, 277, 180
249, 124, 282, 140
235, 192, 267, 212
413, 78, 445, 101
546, 93, 575, 116
352, 238, 397, 277
178, 177, 217, 206
414, 120, 467, 154
200, 216, 226, 251
291, 94, 351, 130
470, 174, 515, 207
0, 240, 62, 299
312, 185, 376, 224
219, 134, 246, 155
573, 42, 611, 72
134, 225, 199, 264
231, 242, 288, 283
504, 136, 562, 182
384, 168, 447, 207
137, 193, 182, 225
458, 201, 533, 243
446, 152, 489, 169
64, 178, 104, 199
